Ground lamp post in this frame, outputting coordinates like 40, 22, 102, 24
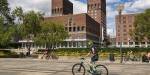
117, 3, 124, 63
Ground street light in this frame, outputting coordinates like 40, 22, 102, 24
117, 3, 124, 63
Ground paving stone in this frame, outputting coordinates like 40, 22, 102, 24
0, 58, 150, 75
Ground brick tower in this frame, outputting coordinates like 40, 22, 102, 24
87, 0, 106, 44
52, 0, 73, 16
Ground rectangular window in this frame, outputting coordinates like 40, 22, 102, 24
129, 42, 133, 45
73, 27, 76, 32
69, 27, 72, 32
141, 42, 145, 44
129, 25, 132, 27
65, 27, 68, 31
123, 29, 126, 32
135, 42, 139, 45
77, 27, 80, 31
81, 26, 85, 31
123, 42, 127, 45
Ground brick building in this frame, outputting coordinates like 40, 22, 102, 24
18, 0, 106, 49
116, 14, 149, 47
52, 0, 73, 16
43, 0, 106, 48
45, 14, 100, 48
87, 0, 107, 43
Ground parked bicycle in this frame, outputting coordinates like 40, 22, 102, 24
72, 58, 108, 75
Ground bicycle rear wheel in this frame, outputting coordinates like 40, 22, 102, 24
95, 65, 108, 75
72, 63, 85, 75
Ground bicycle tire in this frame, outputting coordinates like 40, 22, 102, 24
95, 65, 108, 75
72, 63, 86, 75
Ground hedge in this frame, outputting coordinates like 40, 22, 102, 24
0, 50, 19, 58
36, 48, 150, 57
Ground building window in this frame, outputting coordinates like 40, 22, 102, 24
129, 29, 132, 32
129, 42, 133, 45
123, 20, 126, 23
65, 27, 68, 31
129, 25, 132, 27
118, 42, 121, 45
69, 27, 72, 32
123, 33, 127, 36
123, 42, 127, 45
73, 42, 76, 47
69, 42, 72, 47
123, 29, 126, 32
123, 25, 126, 27
141, 42, 145, 44
135, 42, 139, 45
123, 16, 126, 19
77, 26, 80, 31
95, 4, 96, 8
88, 5, 90, 10
81, 26, 85, 31
124, 38, 127, 40
73, 27, 76, 32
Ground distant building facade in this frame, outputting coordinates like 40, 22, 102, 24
116, 14, 149, 47
44, 0, 106, 48
45, 14, 100, 48
19, 0, 107, 49
52, 0, 73, 16
87, 0, 107, 43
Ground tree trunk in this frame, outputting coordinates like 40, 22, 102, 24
26, 35, 31, 57
27, 42, 31, 56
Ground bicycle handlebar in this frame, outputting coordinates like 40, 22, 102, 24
80, 58, 85, 60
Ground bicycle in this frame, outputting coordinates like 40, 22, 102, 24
41, 50, 59, 60
72, 58, 108, 75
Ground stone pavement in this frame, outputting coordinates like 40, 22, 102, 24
0, 58, 150, 75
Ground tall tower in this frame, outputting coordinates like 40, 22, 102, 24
52, 0, 73, 16
87, 0, 106, 44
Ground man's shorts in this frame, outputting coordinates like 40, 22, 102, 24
91, 54, 99, 62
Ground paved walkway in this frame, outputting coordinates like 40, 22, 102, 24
0, 58, 150, 75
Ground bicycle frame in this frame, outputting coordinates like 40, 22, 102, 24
80, 58, 97, 73
72, 58, 108, 75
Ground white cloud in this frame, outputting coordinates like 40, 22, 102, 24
107, 6, 118, 19
69, 0, 87, 14
8, 0, 150, 37
8, 0, 87, 16
8, 0, 51, 16
107, 0, 150, 36
124, 0, 150, 14
106, 0, 120, 4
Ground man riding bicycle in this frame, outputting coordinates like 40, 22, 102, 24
87, 44, 99, 64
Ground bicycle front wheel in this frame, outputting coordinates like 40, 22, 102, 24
72, 63, 85, 75
95, 65, 108, 75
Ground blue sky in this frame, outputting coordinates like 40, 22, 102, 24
75, 0, 150, 37
8, 0, 150, 37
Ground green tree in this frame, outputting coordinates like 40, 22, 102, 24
0, 0, 15, 48
12, 7, 23, 24
0, 0, 13, 23
34, 21, 68, 56
131, 9, 150, 42
17, 11, 43, 56
0, 16, 15, 47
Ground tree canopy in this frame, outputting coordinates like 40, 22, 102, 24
34, 21, 69, 50
131, 8, 150, 42
0, 0, 13, 23
0, 16, 15, 47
